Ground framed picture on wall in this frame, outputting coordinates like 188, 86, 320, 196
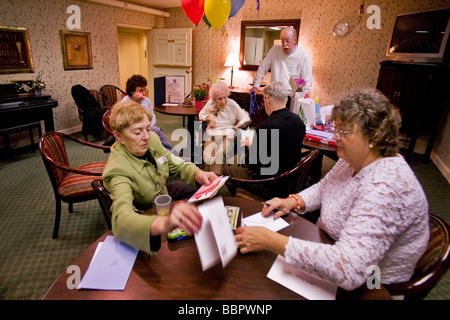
59, 30, 93, 70
0, 26, 35, 74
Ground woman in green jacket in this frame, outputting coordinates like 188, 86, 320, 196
103, 101, 217, 254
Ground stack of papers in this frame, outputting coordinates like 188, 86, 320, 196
162, 103, 179, 107
304, 129, 337, 146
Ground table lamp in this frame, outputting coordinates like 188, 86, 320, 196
224, 53, 240, 89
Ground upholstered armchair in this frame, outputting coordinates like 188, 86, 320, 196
100, 85, 126, 108
39, 132, 110, 238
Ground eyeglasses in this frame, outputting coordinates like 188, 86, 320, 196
331, 124, 360, 139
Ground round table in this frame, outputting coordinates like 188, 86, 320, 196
155, 104, 199, 155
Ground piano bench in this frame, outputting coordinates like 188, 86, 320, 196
0, 121, 42, 153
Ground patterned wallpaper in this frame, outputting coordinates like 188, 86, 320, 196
165, 0, 450, 178
1, 0, 449, 176
0, 0, 163, 130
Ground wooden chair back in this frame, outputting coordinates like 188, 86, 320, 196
228, 149, 319, 201
385, 214, 450, 299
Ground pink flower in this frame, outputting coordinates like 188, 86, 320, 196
294, 78, 306, 91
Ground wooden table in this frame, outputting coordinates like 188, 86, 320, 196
43, 196, 391, 300
155, 103, 200, 156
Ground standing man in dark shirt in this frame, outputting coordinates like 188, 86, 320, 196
223, 82, 305, 199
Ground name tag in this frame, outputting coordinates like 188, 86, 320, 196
157, 156, 168, 165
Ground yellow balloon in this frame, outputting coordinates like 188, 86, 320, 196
204, 0, 231, 30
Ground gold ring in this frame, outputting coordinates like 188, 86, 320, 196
238, 241, 245, 248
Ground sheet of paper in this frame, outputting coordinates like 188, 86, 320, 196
165, 76, 185, 103
195, 197, 237, 271
267, 255, 337, 300
242, 212, 289, 232
78, 235, 139, 290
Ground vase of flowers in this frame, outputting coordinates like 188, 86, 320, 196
192, 85, 208, 112
32, 71, 46, 97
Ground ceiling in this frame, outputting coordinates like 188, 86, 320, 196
128, 0, 182, 10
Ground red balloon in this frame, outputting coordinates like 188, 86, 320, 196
182, 0, 205, 25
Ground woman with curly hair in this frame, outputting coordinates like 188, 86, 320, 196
235, 89, 429, 294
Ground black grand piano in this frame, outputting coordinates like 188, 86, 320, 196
0, 83, 58, 134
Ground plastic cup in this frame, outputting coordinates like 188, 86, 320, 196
155, 194, 172, 216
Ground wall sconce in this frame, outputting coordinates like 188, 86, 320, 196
224, 52, 240, 89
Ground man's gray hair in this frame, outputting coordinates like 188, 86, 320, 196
263, 81, 289, 103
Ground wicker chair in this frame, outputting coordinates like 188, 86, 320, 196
39, 132, 110, 238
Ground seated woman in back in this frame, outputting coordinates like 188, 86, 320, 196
235, 89, 429, 292
222, 82, 306, 200
102, 101, 217, 254
198, 82, 250, 175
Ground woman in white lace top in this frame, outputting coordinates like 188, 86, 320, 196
235, 89, 429, 291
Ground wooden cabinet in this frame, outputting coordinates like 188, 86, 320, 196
376, 61, 449, 163
229, 88, 267, 126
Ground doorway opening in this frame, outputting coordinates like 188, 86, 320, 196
117, 25, 151, 93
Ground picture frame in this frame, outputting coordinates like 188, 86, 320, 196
10, 79, 34, 93
59, 30, 93, 70
0, 26, 35, 74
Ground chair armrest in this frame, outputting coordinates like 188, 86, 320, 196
60, 132, 111, 151
41, 155, 105, 176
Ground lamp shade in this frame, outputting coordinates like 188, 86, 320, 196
224, 53, 240, 67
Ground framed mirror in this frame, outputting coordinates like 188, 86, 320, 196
239, 19, 300, 71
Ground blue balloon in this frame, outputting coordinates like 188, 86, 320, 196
229, 0, 245, 18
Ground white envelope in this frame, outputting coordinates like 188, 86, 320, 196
194, 197, 237, 271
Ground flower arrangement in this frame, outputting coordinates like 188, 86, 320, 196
32, 71, 46, 91
191, 84, 208, 101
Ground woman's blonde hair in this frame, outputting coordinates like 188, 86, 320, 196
109, 100, 152, 133
332, 89, 402, 156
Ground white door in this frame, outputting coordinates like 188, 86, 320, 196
152, 28, 192, 67
150, 28, 193, 101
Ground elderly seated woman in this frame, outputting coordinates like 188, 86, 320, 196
198, 82, 251, 175
102, 100, 217, 254
235, 89, 429, 293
